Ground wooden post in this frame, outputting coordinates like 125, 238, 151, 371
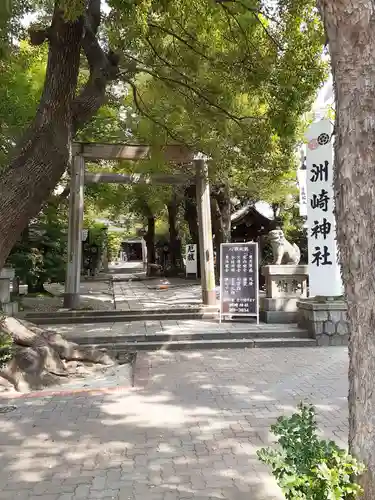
195, 159, 216, 306
63, 155, 85, 309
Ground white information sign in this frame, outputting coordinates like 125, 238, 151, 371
185, 244, 198, 277
81, 229, 88, 241
305, 119, 343, 297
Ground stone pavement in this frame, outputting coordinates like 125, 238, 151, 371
112, 278, 202, 311
0, 347, 348, 500
22, 281, 115, 313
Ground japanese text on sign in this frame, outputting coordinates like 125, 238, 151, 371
220, 243, 259, 321
305, 120, 342, 296
308, 161, 333, 267
185, 244, 197, 277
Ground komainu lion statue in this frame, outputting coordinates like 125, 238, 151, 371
268, 229, 301, 265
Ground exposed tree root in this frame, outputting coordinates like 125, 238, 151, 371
0, 317, 115, 392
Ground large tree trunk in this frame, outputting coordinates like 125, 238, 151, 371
317, 2, 375, 497
184, 185, 200, 278
167, 192, 183, 276
0, 8, 83, 268
211, 196, 223, 282
0, 0, 119, 269
217, 183, 231, 244
0, 317, 114, 392
211, 183, 231, 281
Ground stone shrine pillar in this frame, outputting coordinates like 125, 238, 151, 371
0, 268, 18, 316
261, 265, 308, 323
296, 120, 347, 346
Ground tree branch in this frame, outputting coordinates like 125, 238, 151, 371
250, 11, 282, 51
215, 0, 279, 23
48, 185, 70, 207
148, 22, 216, 63
128, 80, 192, 149
29, 27, 50, 46
219, 2, 254, 66
121, 63, 265, 125
215, 0, 282, 50
71, 0, 128, 132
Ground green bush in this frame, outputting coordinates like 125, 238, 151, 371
0, 332, 13, 367
107, 231, 126, 261
257, 403, 365, 499
0, 315, 13, 367
7, 203, 67, 292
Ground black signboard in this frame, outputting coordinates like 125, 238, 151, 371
219, 242, 259, 322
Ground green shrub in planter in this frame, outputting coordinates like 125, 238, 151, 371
257, 403, 365, 499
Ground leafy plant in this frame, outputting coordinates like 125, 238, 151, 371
257, 403, 365, 499
7, 203, 67, 293
0, 314, 13, 368
107, 231, 126, 262
0, 333, 13, 368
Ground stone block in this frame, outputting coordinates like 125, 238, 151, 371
336, 321, 348, 336
261, 297, 299, 312
314, 321, 324, 335
0, 268, 19, 317
262, 265, 308, 299
260, 310, 298, 324
316, 334, 330, 346
0, 268, 15, 280
1, 301, 18, 315
323, 320, 336, 336
297, 299, 348, 346
328, 310, 342, 323
312, 310, 328, 322
0, 279, 10, 304
261, 265, 308, 323
330, 335, 348, 346
262, 264, 309, 277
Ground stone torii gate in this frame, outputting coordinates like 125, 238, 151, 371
63, 143, 216, 309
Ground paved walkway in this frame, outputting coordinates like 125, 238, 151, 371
0, 347, 348, 500
112, 278, 203, 311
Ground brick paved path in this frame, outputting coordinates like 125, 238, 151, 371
0, 347, 348, 500
113, 278, 203, 311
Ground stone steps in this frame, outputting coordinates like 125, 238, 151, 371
84, 337, 316, 353
60, 325, 314, 352
21, 307, 219, 325
63, 325, 310, 345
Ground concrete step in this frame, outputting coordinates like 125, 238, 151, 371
64, 326, 310, 345
22, 308, 219, 325
24, 307, 214, 318
84, 337, 316, 353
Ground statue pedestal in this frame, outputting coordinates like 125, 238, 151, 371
260, 265, 308, 323
0, 268, 18, 316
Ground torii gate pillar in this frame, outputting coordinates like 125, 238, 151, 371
63, 155, 85, 309
195, 159, 216, 306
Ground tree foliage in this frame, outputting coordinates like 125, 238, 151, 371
0, 0, 325, 277
6, 203, 68, 293
115, 0, 326, 175
0, 41, 46, 168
